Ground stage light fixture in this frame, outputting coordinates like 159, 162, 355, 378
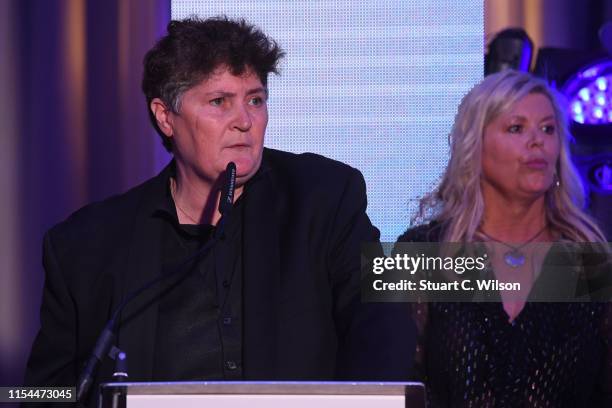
485, 28, 533, 76
562, 60, 612, 124
532, 21, 612, 239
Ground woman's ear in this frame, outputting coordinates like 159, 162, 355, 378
150, 98, 174, 138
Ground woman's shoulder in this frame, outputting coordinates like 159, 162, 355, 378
397, 220, 443, 243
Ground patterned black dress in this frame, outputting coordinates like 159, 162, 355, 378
398, 223, 612, 407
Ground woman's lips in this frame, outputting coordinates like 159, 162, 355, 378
226, 143, 250, 150
524, 158, 548, 169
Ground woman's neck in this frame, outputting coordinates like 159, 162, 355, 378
172, 163, 243, 226
480, 191, 548, 242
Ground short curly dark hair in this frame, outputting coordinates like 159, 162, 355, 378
142, 16, 285, 151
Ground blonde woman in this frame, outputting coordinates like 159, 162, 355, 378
399, 70, 611, 407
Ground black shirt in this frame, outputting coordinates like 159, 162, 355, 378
151, 175, 244, 380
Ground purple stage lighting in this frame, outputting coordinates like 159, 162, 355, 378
563, 60, 612, 125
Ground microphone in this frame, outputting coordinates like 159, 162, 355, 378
220, 162, 237, 215
76, 162, 237, 403
215, 162, 237, 239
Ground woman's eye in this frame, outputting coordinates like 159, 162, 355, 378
542, 124, 556, 134
507, 124, 522, 133
248, 96, 263, 106
210, 97, 224, 106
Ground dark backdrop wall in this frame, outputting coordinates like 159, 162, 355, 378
1, 0, 611, 389
0, 0, 171, 387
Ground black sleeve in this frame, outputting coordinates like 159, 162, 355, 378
328, 168, 416, 381
24, 231, 78, 393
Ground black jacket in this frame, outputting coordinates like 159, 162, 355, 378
25, 148, 415, 404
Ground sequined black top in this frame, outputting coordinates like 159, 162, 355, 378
398, 223, 612, 408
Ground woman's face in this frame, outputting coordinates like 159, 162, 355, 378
155, 66, 268, 188
481, 92, 560, 202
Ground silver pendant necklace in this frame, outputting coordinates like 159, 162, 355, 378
479, 225, 547, 268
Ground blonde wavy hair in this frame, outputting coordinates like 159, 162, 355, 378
417, 70, 606, 243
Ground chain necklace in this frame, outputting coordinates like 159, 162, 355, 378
479, 225, 548, 268
170, 178, 199, 224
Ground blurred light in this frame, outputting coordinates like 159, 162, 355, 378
593, 107, 604, 119
596, 93, 607, 106
563, 60, 612, 124
583, 67, 598, 78
596, 76, 607, 91
579, 88, 591, 101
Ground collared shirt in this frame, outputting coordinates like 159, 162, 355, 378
151, 167, 244, 381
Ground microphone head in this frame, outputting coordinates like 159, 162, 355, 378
220, 162, 236, 215
226, 161, 237, 175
